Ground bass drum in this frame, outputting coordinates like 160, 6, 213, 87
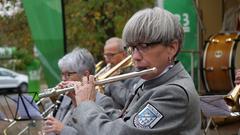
201, 32, 240, 94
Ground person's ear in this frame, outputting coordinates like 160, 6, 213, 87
168, 40, 179, 58
83, 70, 90, 76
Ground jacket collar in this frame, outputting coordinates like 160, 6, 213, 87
143, 61, 184, 90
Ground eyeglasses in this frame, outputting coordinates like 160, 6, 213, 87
61, 72, 78, 79
103, 51, 122, 58
127, 41, 161, 54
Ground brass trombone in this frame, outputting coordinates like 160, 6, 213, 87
95, 55, 132, 93
224, 85, 240, 112
95, 60, 105, 73
96, 55, 132, 80
95, 63, 111, 78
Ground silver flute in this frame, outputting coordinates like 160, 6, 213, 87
39, 67, 157, 98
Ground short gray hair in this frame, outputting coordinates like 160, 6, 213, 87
58, 47, 95, 75
122, 7, 184, 57
105, 37, 125, 52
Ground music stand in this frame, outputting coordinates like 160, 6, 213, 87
200, 95, 240, 135
0, 91, 42, 122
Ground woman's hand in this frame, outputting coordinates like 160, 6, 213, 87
43, 116, 64, 134
74, 75, 96, 106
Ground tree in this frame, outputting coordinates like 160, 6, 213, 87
0, 0, 155, 63
0, 12, 33, 50
64, 0, 154, 61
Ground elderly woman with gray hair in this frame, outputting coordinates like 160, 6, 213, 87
67, 7, 200, 135
42, 48, 115, 135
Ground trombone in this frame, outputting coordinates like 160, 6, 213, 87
97, 55, 132, 80
95, 60, 105, 73
95, 63, 111, 78
224, 84, 240, 112
39, 67, 157, 99
95, 55, 132, 93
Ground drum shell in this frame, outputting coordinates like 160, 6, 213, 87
201, 33, 240, 94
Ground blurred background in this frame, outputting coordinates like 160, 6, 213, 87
0, 0, 240, 134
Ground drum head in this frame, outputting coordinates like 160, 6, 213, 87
201, 33, 240, 94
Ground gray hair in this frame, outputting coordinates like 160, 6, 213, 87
122, 7, 184, 57
105, 37, 125, 52
58, 47, 95, 75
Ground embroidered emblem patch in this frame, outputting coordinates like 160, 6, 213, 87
134, 104, 163, 129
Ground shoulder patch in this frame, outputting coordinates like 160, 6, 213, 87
134, 103, 163, 129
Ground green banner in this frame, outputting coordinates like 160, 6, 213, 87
22, 0, 65, 88
159, 0, 199, 89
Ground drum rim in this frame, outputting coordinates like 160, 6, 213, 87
201, 32, 240, 94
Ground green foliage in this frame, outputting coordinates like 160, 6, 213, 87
64, 0, 155, 61
0, 12, 33, 50
12, 48, 34, 70
0, 0, 155, 64
0, 47, 35, 71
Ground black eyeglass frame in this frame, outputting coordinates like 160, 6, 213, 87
103, 51, 124, 58
126, 41, 163, 54
61, 72, 78, 78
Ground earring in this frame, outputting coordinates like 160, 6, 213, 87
168, 57, 172, 63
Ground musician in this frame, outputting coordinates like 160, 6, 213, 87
103, 37, 140, 109
42, 48, 115, 135
68, 7, 201, 135
104, 37, 127, 68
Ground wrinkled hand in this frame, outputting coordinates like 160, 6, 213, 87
42, 116, 64, 134
55, 81, 75, 89
74, 75, 96, 106
235, 69, 240, 85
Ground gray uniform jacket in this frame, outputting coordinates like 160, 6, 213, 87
104, 77, 140, 109
56, 92, 115, 135
104, 66, 140, 109
68, 62, 201, 135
